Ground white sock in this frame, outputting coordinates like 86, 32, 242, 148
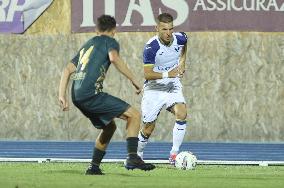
137, 131, 149, 159
171, 120, 187, 154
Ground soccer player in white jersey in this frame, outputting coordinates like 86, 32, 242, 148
137, 13, 188, 164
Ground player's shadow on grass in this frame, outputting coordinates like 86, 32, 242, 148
155, 164, 175, 170
45, 170, 83, 175
108, 173, 137, 177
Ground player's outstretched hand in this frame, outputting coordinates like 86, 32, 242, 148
168, 67, 180, 78
132, 80, 142, 95
59, 96, 69, 111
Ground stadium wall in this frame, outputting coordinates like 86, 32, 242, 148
0, 0, 283, 142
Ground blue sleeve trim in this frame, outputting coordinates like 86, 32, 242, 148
175, 32, 188, 45
143, 39, 160, 65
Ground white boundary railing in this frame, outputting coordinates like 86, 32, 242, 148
1, 157, 284, 166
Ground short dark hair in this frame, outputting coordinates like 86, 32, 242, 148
97, 15, 116, 32
157, 13, 173, 23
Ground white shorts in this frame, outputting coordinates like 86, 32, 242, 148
141, 88, 186, 123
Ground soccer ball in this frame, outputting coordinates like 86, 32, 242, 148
175, 151, 197, 170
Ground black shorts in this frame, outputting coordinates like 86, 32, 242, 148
72, 92, 130, 129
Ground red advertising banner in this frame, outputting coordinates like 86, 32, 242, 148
71, 0, 284, 32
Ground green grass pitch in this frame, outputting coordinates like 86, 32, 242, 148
0, 162, 283, 188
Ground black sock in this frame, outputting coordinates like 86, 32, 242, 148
91, 148, 106, 166
126, 137, 139, 158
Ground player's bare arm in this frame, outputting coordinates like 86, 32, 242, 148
109, 50, 142, 94
144, 65, 179, 80
178, 44, 187, 77
58, 62, 76, 111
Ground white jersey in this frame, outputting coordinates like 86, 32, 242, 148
143, 32, 187, 92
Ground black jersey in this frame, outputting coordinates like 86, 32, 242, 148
71, 35, 119, 101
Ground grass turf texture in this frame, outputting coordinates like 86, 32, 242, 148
0, 162, 283, 188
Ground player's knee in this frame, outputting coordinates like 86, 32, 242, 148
129, 107, 141, 121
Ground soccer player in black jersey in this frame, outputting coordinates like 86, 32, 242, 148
59, 15, 155, 175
